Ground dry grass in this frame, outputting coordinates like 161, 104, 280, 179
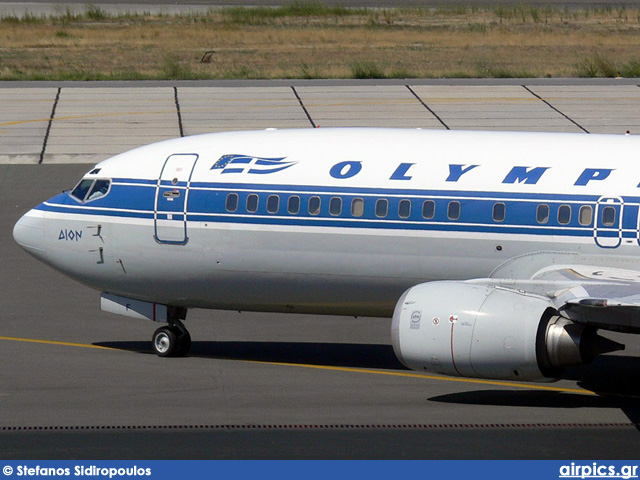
1, 4, 640, 79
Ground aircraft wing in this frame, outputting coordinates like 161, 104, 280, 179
469, 265, 640, 333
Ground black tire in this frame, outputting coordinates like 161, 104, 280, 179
176, 330, 192, 357
152, 326, 178, 357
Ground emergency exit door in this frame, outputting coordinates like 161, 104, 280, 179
594, 197, 623, 249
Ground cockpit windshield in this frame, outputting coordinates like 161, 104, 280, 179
70, 178, 111, 203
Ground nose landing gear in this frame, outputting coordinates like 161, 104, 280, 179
151, 309, 191, 357
152, 325, 191, 357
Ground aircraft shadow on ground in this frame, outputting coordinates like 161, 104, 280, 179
94, 340, 406, 371
429, 354, 640, 426
563, 354, 640, 397
96, 340, 640, 422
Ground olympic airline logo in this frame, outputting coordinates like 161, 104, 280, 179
210, 156, 618, 186
211, 155, 296, 175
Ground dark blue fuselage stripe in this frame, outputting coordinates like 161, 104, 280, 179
190, 181, 616, 202
39, 202, 154, 219
37, 179, 640, 239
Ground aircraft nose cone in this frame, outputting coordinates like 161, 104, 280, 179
13, 209, 48, 262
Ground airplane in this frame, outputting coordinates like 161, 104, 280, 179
13, 127, 640, 382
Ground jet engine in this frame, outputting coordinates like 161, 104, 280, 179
391, 282, 623, 382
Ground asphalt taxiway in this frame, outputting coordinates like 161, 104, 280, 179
1, 80, 640, 459
4, 80, 640, 164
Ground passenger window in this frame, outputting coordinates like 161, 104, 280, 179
330, 197, 342, 216
422, 200, 435, 219
246, 194, 259, 213
267, 195, 279, 214
537, 204, 550, 224
351, 198, 364, 217
579, 205, 593, 226
492, 203, 506, 222
602, 206, 616, 226
448, 201, 461, 220
375, 199, 388, 218
87, 179, 110, 201
309, 196, 321, 215
70, 179, 94, 202
288, 196, 300, 215
226, 193, 239, 212
398, 200, 411, 219
558, 204, 571, 224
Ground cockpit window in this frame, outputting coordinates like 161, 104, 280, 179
87, 180, 110, 201
71, 179, 94, 202
70, 178, 111, 203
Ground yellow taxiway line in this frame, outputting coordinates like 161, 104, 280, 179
244, 359, 596, 395
0, 335, 596, 395
0, 335, 116, 351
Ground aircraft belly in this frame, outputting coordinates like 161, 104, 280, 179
93, 221, 596, 317
40, 210, 635, 318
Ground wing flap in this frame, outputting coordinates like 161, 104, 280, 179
560, 302, 640, 333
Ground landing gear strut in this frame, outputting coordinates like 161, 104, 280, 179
151, 308, 191, 357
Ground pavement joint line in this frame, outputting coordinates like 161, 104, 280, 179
0, 102, 311, 128
0, 335, 598, 396
174, 86, 184, 138
406, 85, 449, 130
39, 87, 60, 164
291, 86, 316, 128
1, 95, 631, 129
522, 85, 590, 134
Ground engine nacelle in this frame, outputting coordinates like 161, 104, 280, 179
391, 281, 619, 382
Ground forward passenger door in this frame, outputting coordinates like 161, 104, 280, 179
154, 154, 199, 244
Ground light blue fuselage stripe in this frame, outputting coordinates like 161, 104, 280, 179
37, 179, 640, 239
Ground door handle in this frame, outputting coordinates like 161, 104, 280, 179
163, 190, 181, 199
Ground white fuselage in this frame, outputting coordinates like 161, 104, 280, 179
13, 128, 640, 317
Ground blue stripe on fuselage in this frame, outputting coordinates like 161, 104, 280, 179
34, 178, 636, 239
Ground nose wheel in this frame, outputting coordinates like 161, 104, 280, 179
152, 325, 191, 357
